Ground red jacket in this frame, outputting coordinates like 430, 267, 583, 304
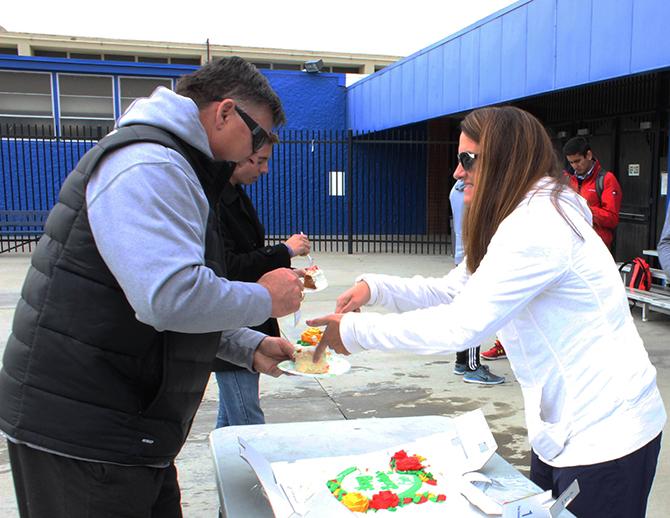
566, 160, 622, 248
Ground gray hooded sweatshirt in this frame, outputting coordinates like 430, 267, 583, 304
86, 87, 271, 369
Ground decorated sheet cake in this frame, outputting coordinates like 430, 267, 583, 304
327, 450, 447, 513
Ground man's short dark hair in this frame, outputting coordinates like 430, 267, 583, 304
563, 136, 591, 157
176, 57, 286, 126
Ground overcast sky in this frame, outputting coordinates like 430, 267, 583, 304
3, 0, 519, 57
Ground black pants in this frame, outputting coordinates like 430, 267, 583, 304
530, 433, 662, 518
456, 346, 480, 370
8, 441, 182, 518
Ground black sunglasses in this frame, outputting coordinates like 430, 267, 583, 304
234, 105, 270, 153
457, 151, 478, 171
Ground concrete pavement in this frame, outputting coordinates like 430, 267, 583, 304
1, 251, 668, 517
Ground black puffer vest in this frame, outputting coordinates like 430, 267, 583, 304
0, 125, 232, 466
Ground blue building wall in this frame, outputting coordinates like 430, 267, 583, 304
268, 71, 346, 130
347, 0, 670, 132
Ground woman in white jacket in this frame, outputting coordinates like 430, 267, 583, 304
310, 106, 665, 517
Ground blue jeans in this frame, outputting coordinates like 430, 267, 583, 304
215, 370, 265, 428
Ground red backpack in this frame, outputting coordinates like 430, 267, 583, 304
619, 257, 652, 291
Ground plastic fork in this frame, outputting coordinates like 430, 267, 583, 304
301, 232, 314, 266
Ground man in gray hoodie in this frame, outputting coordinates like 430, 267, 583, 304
0, 57, 302, 518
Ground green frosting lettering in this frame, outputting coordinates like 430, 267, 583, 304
375, 471, 398, 490
355, 475, 375, 491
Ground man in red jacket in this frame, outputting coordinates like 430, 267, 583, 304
563, 137, 622, 249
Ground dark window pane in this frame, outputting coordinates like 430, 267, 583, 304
70, 52, 102, 60
250, 62, 272, 69
137, 56, 169, 64
0, 70, 52, 95
272, 63, 302, 71
59, 74, 113, 97
170, 57, 201, 65
0, 47, 18, 55
33, 49, 67, 58
104, 54, 136, 62
0, 71, 53, 117
58, 74, 114, 118
332, 66, 362, 74
120, 77, 172, 113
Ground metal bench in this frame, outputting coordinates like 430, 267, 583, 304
0, 210, 50, 253
625, 286, 670, 321
618, 262, 670, 321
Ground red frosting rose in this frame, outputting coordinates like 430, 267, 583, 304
369, 491, 400, 510
392, 450, 408, 461
395, 456, 424, 471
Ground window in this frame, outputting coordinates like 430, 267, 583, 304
137, 56, 169, 64
0, 70, 54, 136
374, 65, 387, 72
0, 47, 18, 55
272, 63, 302, 71
104, 54, 136, 62
250, 62, 271, 70
170, 57, 201, 65
119, 77, 172, 113
33, 49, 67, 58
332, 66, 361, 74
329, 171, 345, 196
70, 52, 102, 60
58, 74, 114, 136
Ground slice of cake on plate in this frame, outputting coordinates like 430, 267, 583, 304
294, 348, 330, 374
303, 264, 325, 290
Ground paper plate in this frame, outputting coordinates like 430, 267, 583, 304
278, 355, 351, 378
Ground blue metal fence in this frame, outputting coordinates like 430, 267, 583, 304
0, 126, 456, 254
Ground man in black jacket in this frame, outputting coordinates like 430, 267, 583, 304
215, 138, 310, 426
0, 57, 303, 518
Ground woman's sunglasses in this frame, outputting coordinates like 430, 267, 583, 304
235, 105, 270, 153
457, 151, 478, 171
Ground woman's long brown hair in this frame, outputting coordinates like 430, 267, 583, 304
462, 106, 575, 273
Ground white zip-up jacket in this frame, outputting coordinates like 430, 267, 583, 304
341, 178, 666, 467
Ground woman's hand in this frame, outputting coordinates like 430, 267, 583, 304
335, 281, 371, 313
307, 314, 348, 361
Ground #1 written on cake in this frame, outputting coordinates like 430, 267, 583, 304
327, 450, 447, 513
